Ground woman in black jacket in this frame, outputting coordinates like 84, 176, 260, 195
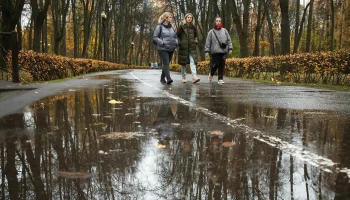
177, 13, 200, 83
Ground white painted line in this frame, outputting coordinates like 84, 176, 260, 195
130, 72, 350, 177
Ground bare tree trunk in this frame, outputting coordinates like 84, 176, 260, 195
81, 0, 96, 58
338, 2, 345, 49
196, 0, 213, 61
253, 0, 263, 57
290, 155, 294, 199
5, 132, 19, 200
295, 3, 310, 53
293, 0, 300, 53
232, 0, 251, 58
93, 2, 103, 60
105, 2, 110, 61
17, 18, 23, 51
52, 0, 69, 55
42, 18, 48, 53
268, 148, 278, 200
305, 0, 314, 52
334, 119, 350, 200
94, 18, 101, 59
29, 18, 33, 50
261, 24, 265, 56
113, 3, 119, 63
30, 0, 51, 52
330, 0, 335, 51
137, 23, 145, 65
263, 0, 275, 56
71, 0, 78, 57
279, 0, 290, 55
0, 0, 25, 69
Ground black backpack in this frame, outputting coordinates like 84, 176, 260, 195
153, 25, 162, 45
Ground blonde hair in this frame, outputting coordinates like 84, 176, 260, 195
182, 13, 195, 25
158, 12, 173, 24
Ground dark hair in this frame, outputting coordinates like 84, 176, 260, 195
212, 17, 222, 28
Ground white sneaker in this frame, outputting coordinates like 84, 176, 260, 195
192, 77, 200, 83
182, 77, 187, 83
218, 80, 225, 84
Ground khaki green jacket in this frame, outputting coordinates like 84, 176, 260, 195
177, 24, 198, 65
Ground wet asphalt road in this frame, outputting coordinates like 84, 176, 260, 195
1, 69, 350, 199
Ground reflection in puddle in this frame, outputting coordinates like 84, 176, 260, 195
0, 78, 350, 199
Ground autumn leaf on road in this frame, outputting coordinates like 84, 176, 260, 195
57, 171, 91, 179
100, 132, 143, 140
210, 130, 224, 136
222, 141, 236, 147
109, 99, 123, 104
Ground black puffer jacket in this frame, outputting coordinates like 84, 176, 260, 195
177, 24, 198, 65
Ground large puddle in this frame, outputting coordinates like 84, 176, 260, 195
1, 77, 350, 199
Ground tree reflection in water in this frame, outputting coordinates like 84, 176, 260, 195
0, 78, 349, 199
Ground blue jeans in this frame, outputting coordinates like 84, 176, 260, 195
181, 54, 197, 78
158, 51, 174, 81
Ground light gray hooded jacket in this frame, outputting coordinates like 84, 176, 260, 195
153, 23, 178, 52
204, 28, 232, 54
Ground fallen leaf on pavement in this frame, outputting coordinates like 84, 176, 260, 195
109, 99, 123, 104
210, 130, 224, 136
222, 142, 236, 147
57, 171, 91, 179
100, 132, 143, 140
154, 143, 167, 149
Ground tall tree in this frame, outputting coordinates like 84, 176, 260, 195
0, 0, 25, 68
253, 0, 264, 57
51, 0, 69, 55
263, 0, 276, 56
294, 3, 310, 53
30, 0, 51, 52
293, 0, 300, 53
329, 0, 335, 51
279, 0, 290, 77
232, 0, 251, 57
71, 0, 79, 57
305, 0, 314, 52
0, 0, 24, 32
81, 0, 96, 58
279, 0, 290, 55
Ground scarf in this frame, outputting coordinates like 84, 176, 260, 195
214, 23, 223, 30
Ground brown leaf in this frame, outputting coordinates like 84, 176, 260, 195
57, 171, 91, 179
222, 142, 236, 147
100, 132, 143, 140
210, 130, 224, 136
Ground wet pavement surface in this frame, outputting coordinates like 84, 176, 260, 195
1, 69, 350, 199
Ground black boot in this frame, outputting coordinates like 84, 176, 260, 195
166, 78, 173, 84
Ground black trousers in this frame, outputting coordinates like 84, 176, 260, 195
210, 53, 226, 80
158, 51, 174, 80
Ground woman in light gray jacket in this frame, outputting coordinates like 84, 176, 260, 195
153, 12, 178, 84
204, 17, 233, 84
